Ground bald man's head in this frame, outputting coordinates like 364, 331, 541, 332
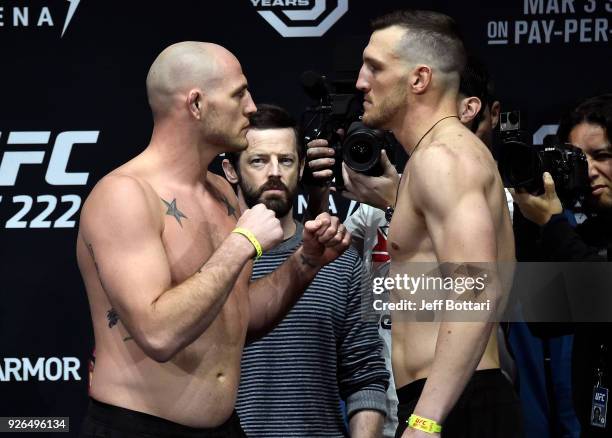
146, 41, 238, 120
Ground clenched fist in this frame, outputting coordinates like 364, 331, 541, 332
301, 212, 351, 268
235, 204, 283, 253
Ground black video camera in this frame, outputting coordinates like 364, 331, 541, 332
299, 71, 394, 188
497, 110, 590, 205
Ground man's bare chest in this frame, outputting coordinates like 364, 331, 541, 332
158, 195, 239, 285
388, 180, 435, 262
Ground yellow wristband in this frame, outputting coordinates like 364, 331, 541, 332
408, 414, 442, 434
232, 227, 263, 260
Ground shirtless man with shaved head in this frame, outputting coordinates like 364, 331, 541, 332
77, 42, 350, 437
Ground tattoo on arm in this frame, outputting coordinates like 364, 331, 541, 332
161, 197, 188, 227
88, 244, 132, 342
87, 243, 109, 293
300, 254, 317, 269
106, 309, 133, 342
107, 308, 119, 328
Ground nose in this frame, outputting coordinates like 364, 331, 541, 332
356, 64, 370, 93
244, 91, 257, 116
587, 157, 600, 182
268, 157, 281, 177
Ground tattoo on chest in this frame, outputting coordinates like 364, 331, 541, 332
220, 195, 238, 219
162, 197, 188, 227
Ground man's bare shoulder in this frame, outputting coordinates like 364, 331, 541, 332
80, 172, 163, 241
408, 133, 495, 213
207, 172, 242, 217
411, 133, 493, 189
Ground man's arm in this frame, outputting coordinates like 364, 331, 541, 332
405, 145, 503, 436
246, 214, 351, 340
80, 175, 282, 362
350, 411, 385, 438
338, 255, 389, 438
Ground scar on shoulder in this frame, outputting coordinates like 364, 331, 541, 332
391, 242, 400, 251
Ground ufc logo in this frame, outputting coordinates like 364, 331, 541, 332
0, 131, 99, 186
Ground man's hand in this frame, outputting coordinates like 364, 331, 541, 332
235, 203, 284, 253
302, 212, 351, 267
341, 150, 399, 210
511, 172, 563, 225
303, 139, 335, 220
305, 137, 400, 210
305, 138, 336, 182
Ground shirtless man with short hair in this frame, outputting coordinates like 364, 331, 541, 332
77, 41, 350, 438
355, 11, 520, 438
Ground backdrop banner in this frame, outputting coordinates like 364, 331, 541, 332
0, 1, 609, 435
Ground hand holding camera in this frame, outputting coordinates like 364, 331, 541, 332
305, 138, 400, 210
341, 150, 399, 210
510, 172, 563, 225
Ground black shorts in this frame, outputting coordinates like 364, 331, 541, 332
395, 369, 523, 438
80, 398, 247, 438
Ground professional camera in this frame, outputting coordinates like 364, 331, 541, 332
299, 71, 395, 187
497, 110, 590, 205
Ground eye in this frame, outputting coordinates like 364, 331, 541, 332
280, 158, 294, 166
368, 62, 380, 74
250, 157, 264, 166
594, 152, 612, 161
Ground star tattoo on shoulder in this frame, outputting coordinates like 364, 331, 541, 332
161, 197, 188, 227
220, 195, 237, 219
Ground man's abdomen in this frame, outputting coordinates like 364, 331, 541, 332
391, 321, 500, 389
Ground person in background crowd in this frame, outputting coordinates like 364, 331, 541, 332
222, 103, 389, 438
513, 94, 612, 437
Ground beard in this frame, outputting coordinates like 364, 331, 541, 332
240, 176, 297, 218
362, 82, 407, 129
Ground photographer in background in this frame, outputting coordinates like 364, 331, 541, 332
513, 94, 612, 436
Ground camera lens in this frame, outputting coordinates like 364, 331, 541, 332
499, 139, 540, 191
348, 142, 372, 164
